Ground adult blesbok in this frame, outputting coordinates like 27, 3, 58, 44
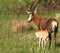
27, 0, 58, 47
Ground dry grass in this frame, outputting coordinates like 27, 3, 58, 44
55, 13, 60, 18
11, 20, 32, 32
22, 21, 31, 30
11, 20, 22, 32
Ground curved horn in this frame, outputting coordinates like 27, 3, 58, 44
30, 1, 34, 11
29, 0, 41, 12
32, 0, 41, 12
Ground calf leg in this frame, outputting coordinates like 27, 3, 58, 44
39, 38, 41, 48
41, 39, 44, 48
44, 40, 46, 50
44, 38, 48, 48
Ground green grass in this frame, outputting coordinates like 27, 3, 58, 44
0, 14, 60, 53
0, 0, 60, 53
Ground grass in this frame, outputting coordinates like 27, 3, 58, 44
0, 13, 60, 53
0, 0, 60, 53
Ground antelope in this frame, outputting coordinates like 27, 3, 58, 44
35, 30, 49, 49
27, 1, 58, 47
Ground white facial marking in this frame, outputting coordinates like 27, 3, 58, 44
27, 14, 32, 22
52, 21, 57, 31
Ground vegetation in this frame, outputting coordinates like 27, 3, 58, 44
0, 0, 60, 53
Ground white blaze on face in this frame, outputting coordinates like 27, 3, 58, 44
27, 14, 32, 22
52, 21, 57, 31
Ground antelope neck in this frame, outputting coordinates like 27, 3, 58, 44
33, 14, 40, 26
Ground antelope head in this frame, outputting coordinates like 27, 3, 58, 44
27, 1, 39, 22
27, 11, 33, 22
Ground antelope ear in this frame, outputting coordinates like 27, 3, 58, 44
34, 9, 37, 14
27, 11, 30, 14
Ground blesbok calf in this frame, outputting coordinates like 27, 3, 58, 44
35, 30, 49, 48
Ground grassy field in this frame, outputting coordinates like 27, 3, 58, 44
0, 13, 60, 53
0, 0, 60, 53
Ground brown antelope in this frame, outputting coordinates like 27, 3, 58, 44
27, 1, 58, 47
35, 30, 49, 49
